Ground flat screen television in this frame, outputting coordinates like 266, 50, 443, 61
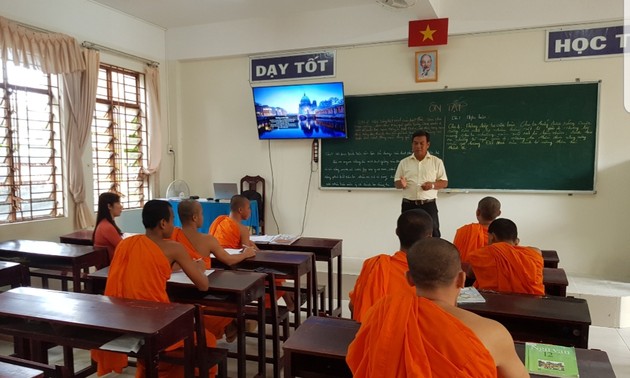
252, 81, 347, 139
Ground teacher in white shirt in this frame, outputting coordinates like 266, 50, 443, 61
394, 130, 448, 237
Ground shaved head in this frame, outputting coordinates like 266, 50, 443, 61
478, 197, 501, 221
178, 199, 200, 223
230, 195, 249, 212
488, 218, 518, 242
407, 238, 461, 290
397, 209, 434, 249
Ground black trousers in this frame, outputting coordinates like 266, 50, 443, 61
401, 200, 441, 237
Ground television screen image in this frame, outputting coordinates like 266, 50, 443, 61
252, 82, 347, 139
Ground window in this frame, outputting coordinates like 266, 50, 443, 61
91, 64, 149, 211
0, 61, 63, 224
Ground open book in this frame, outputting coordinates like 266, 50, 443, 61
456, 287, 486, 304
268, 234, 300, 245
525, 342, 579, 377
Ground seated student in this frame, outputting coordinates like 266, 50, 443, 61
172, 199, 256, 342
92, 192, 124, 262
347, 238, 529, 378
453, 196, 501, 263
210, 195, 295, 310
348, 209, 433, 322
91, 199, 213, 378
467, 218, 544, 295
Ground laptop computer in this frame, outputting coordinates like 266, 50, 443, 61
213, 183, 239, 201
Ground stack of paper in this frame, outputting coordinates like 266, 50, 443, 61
456, 287, 486, 304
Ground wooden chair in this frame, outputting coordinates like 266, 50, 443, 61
240, 175, 265, 234
243, 272, 290, 378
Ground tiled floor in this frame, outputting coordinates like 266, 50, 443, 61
0, 273, 628, 377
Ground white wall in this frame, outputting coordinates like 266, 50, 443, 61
0, 0, 170, 240
172, 25, 630, 281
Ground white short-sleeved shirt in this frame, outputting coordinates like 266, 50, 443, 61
394, 152, 447, 201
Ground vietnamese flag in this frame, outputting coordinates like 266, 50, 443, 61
408, 18, 449, 47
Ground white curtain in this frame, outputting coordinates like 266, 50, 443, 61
143, 66, 163, 196
0, 16, 85, 74
62, 49, 100, 229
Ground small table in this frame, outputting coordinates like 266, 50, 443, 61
0, 287, 196, 378
88, 267, 267, 378
283, 316, 358, 378
59, 230, 93, 246
0, 240, 108, 292
255, 237, 343, 317
0, 261, 29, 288
459, 290, 591, 348
543, 267, 568, 296
234, 250, 315, 327
541, 250, 560, 268
283, 316, 615, 378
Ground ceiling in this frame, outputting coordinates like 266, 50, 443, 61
88, 0, 430, 29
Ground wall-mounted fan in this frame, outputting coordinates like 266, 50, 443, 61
376, 0, 417, 8
165, 179, 190, 199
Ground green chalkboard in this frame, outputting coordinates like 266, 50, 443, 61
321, 82, 599, 192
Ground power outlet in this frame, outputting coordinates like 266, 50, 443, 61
312, 139, 319, 163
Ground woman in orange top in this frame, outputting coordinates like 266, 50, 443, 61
92, 192, 123, 262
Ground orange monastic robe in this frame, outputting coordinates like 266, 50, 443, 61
468, 242, 544, 295
349, 251, 415, 322
210, 215, 286, 300
91, 235, 216, 378
453, 223, 488, 263
347, 293, 497, 378
209, 215, 241, 249
170, 227, 232, 339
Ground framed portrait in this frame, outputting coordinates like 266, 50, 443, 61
415, 50, 438, 82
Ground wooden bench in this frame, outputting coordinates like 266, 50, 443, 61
543, 267, 568, 296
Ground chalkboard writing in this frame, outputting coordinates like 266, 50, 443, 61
321, 83, 598, 191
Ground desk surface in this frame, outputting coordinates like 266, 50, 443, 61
284, 316, 615, 378
59, 230, 94, 246
541, 250, 560, 268
459, 290, 590, 348
0, 286, 194, 335
0, 240, 105, 260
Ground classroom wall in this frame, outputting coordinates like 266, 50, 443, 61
0, 0, 172, 240
171, 24, 630, 282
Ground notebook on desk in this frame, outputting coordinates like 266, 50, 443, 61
213, 183, 239, 201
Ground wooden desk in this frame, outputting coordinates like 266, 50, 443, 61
235, 250, 315, 327
0, 261, 29, 288
283, 316, 615, 378
88, 267, 267, 378
255, 237, 343, 317
459, 291, 591, 348
543, 267, 568, 296
0, 287, 196, 378
59, 230, 93, 246
283, 316, 358, 378
542, 249, 559, 268
514, 342, 616, 378
0, 240, 108, 292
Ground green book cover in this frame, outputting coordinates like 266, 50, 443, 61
525, 342, 579, 377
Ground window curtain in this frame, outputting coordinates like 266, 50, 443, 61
62, 49, 100, 229
143, 66, 162, 183
0, 16, 85, 74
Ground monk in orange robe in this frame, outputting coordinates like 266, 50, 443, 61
468, 218, 545, 295
210, 195, 294, 310
91, 200, 213, 378
347, 238, 529, 378
348, 209, 433, 322
453, 196, 501, 263
172, 199, 256, 342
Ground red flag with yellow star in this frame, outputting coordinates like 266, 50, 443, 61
408, 18, 448, 47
